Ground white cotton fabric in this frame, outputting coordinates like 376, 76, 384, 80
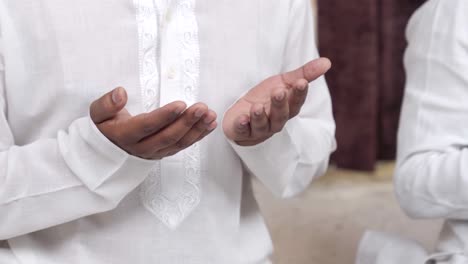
357, 1, 468, 264
134, 0, 203, 230
0, 0, 335, 263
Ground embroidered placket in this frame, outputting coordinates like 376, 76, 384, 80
134, 0, 201, 229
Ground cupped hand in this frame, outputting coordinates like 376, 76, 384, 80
223, 58, 331, 146
90, 87, 217, 160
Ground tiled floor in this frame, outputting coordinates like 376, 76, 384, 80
254, 162, 443, 264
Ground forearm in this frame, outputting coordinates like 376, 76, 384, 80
230, 115, 335, 198
0, 116, 154, 239
395, 149, 468, 220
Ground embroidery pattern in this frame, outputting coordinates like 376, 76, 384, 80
134, 0, 201, 229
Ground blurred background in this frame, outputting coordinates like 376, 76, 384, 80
255, 1, 443, 263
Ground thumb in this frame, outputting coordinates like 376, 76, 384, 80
282, 57, 332, 84
90, 87, 128, 124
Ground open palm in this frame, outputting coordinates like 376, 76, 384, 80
223, 58, 331, 146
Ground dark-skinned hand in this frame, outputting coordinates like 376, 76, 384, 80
90, 87, 217, 159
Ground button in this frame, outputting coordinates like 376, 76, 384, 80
167, 67, 176, 79
165, 11, 172, 23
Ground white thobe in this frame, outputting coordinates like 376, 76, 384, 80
357, 0, 468, 263
0, 0, 336, 263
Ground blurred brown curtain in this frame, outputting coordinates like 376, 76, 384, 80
317, 0, 426, 171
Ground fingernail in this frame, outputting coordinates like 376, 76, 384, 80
208, 122, 217, 131
240, 120, 249, 126
112, 88, 123, 104
254, 107, 263, 116
321, 57, 332, 69
204, 116, 214, 124
174, 104, 186, 115
275, 91, 286, 101
195, 108, 205, 118
297, 84, 308, 91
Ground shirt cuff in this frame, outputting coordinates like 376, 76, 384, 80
58, 116, 156, 192
228, 127, 300, 196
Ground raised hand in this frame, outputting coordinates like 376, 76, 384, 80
90, 87, 217, 159
223, 58, 331, 146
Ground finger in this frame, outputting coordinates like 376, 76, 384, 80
90, 87, 128, 124
195, 121, 218, 142
289, 78, 309, 118
281, 57, 332, 85
193, 111, 219, 143
156, 120, 217, 158
202, 110, 218, 127
136, 103, 208, 154
121, 101, 187, 143
269, 89, 289, 133
250, 103, 270, 138
231, 114, 251, 141
165, 110, 217, 151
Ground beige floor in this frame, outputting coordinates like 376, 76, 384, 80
254, 162, 443, 264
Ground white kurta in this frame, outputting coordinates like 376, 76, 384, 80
357, 0, 468, 263
0, 0, 336, 263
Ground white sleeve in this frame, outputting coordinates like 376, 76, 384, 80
395, 0, 468, 219
230, 0, 336, 198
0, 42, 155, 240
